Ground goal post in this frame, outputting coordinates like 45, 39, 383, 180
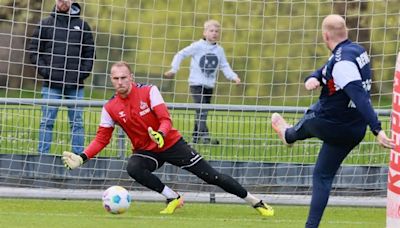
0, 0, 399, 208
387, 52, 400, 228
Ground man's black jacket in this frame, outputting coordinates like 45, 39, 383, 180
28, 2, 95, 89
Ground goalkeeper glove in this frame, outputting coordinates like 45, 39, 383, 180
148, 127, 165, 148
62, 151, 83, 170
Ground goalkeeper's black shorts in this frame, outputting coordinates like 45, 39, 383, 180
131, 138, 203, 170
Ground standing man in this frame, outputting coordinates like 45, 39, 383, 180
271, 14, 394, 227
164, 19, 240, 144
62, 61, 273, 216
28, 0, 95, 154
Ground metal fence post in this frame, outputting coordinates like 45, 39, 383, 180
117, 126, 126, 159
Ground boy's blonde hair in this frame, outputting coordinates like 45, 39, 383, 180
204, 19, 220, 31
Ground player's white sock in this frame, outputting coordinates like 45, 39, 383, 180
244, 192, 261, 206
161, 185, 179, 199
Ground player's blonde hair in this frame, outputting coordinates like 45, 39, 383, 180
111, 61, 132, 74
204, 19, 220, 31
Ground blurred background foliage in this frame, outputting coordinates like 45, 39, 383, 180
0, 0, 399, 107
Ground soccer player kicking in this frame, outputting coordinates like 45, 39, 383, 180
271, 14, 394, 228
62, 61, 274, 216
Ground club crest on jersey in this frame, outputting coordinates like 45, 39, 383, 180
140, 101, 148, 110
139, 101, 150, 116
118, 111, 127, 123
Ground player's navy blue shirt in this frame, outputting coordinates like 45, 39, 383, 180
306, 39, 381, 134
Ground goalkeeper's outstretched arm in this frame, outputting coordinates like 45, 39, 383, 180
63, 126, 114, 169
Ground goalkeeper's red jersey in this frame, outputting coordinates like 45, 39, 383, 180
84, 83, 181, 159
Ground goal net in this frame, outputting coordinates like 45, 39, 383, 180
0, 0, 398, 206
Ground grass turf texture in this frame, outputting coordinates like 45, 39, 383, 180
0, 198, 384, 228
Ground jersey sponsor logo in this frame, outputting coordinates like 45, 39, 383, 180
199, 53, 218, 78
356, 51, 370, 69
118, 111, 127, 123
139, 108, 150, 116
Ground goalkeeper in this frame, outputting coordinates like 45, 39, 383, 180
62, 61, 273, 216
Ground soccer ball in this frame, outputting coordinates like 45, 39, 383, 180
102, 186, 131, 214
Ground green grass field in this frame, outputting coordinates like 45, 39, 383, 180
0, 198, 385, 228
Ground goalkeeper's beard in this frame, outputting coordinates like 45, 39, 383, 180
116, 84, 132, 97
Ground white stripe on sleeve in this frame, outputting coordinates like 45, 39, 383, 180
150, 86, 165, 108
332, 60, 362, 89
99, 107, 115, 128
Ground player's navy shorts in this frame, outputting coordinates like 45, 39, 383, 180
131, 138, 203, 170
289, 109, 366, 146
